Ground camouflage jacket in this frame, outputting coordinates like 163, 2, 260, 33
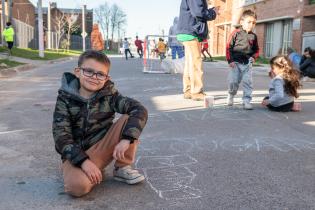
52, 72, 148, 167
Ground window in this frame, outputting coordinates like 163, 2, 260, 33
239, 0, 264, 7
281, 20, 293, 54
265, 23, 274, 58
264, 20, 293, 57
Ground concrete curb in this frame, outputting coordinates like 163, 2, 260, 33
0, 64, 35, 78
46, 56, 77, 64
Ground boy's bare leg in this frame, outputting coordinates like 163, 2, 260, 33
201, 50, 207, 60
62, 115, 138, 197
206, 50, 213, 60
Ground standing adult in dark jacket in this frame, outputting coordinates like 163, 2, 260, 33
300, 47, 315, 78
177, 0, 218, 101
168, 17, 184, 59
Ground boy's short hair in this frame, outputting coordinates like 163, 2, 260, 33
6, 22, 12, 26
241, 10, 257, 20
304, 47, 312, 53
78, 50, 111, 68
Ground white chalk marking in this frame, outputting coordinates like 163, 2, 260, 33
255, 138, 260, 152
0, 129, 29, 135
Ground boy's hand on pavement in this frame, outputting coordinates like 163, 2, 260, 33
113, 140, 130, 161
81, 159, 102, 185
229, 62, 236, 68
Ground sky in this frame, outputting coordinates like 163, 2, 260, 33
30, 0, 182, 38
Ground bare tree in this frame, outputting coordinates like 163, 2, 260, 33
94, 3, 110, 40
116, 9, 127, 41
110, 4, 119, 42
52, 10, 66, 52
64, 13, 79, 52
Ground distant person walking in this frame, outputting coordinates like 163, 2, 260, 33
123, 38, 134, 60
134, 36, 144, 58
168, 17, 184, 59
91, 24, 104, 52
177, 0, 218, 101
2, 22, 15, 56
201, 39, 213, 61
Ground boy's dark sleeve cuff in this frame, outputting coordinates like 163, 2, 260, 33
72, 152, 89, 168
122, 135, 137, 144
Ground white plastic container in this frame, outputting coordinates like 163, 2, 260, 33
204, 95, 215, 108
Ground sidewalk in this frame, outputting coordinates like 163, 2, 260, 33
0, 53, 76, 78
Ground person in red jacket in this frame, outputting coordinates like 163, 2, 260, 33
134, 36, 144, 58
91, 24, 104, 52
201, 39, 213, 61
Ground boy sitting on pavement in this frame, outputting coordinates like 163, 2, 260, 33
226, 10, 259, 110
52, 50, 148, 197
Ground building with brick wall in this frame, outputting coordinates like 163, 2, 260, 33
11, 0, 35, 27
208, 0, 315, 58
39, 3, 93, 35
36, 3, 93, 49
0, 0, 35, 27
0, 0, 36, 48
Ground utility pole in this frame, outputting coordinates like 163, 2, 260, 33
1, 0, 6, 45
81, 5, 87, 52
38, 0, 44, 57
7, 0, 12, 22
47, 2, 51, 49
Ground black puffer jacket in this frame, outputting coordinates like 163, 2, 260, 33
300, 56, 315, 78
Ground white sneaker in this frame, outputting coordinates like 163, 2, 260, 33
243, 101, 253, 110
113, 166, 145, 185
227, 95, 234, 106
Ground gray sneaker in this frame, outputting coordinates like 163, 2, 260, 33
113, 166, 145, 185
243, 101, 253, 110
227, 94, 234, 106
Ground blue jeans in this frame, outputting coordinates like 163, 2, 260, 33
228, 63, 253, 103
171, 46, 184, 60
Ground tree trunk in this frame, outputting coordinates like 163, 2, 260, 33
66, 22, 72, 52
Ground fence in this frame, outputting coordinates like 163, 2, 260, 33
70, 35, 91, 50
44, 33, 91, 50
11, 18, 36, 49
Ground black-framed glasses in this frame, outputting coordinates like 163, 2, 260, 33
79, 67, 109, 81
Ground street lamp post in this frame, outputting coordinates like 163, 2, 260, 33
82, 5, 87, 52
7, 0, 12, 22
47, 2, 51, 49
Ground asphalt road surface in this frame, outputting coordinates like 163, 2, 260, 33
1, 57, 315, 210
